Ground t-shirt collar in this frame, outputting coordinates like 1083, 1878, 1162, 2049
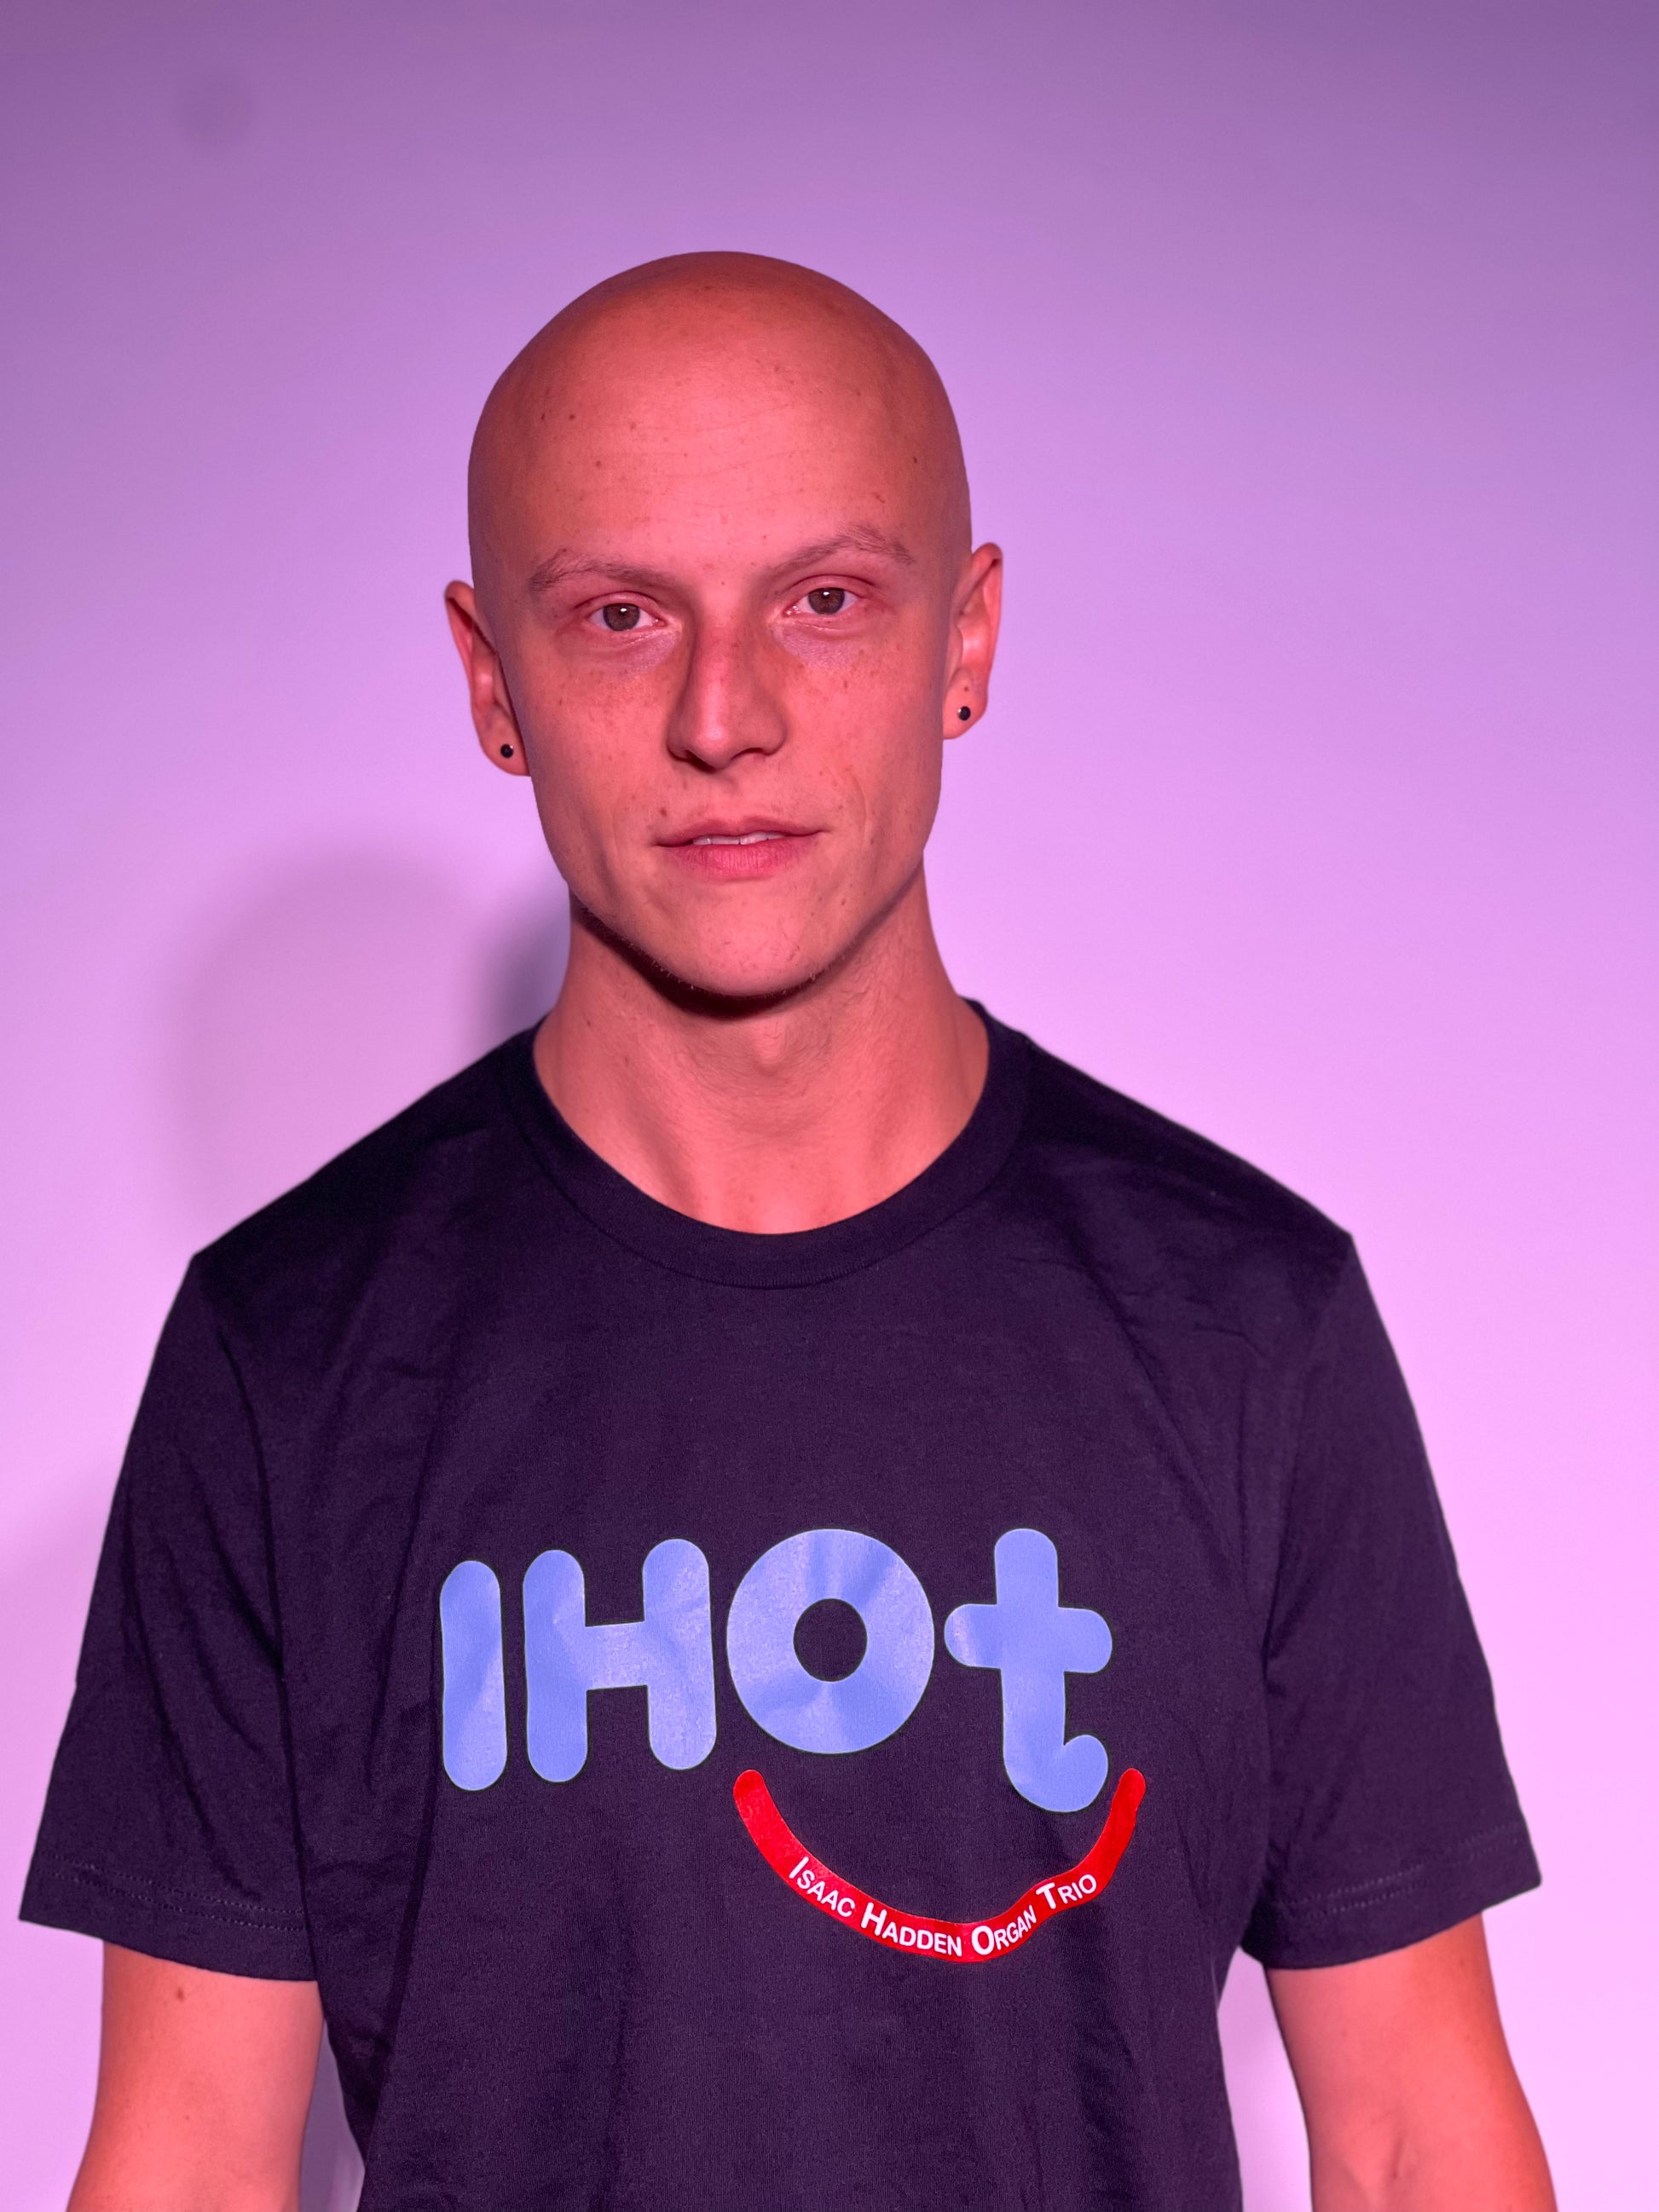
497, 1004, 1031, 1289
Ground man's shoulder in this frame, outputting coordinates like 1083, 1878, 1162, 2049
1009, 1030, 1354, 1325
191, 1034, 534, 1333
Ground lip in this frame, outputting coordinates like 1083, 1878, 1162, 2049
660, 819, 821, 881
663, 816, 816, 846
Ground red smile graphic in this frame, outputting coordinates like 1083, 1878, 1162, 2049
733, 1767, 1146, 1962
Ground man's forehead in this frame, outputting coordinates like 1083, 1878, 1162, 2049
499, 326, 925, 488
484, 378, 943, 594
468, 254, 969, 590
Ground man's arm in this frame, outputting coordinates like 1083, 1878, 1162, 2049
1268, 1915, 1553, 2212
68, 1944, 322, 2212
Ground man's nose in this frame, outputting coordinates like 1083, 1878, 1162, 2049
666, 621, 787, 772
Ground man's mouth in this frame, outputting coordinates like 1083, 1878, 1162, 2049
664, 823, 819, 877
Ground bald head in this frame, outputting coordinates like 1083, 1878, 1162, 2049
466, 252, 970, 619
445, 251, 1001, 1009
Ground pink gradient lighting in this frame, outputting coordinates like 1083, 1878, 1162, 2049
1, 4, 1654, 2206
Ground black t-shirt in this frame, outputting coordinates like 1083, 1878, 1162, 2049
23, 1014, 1537, 2210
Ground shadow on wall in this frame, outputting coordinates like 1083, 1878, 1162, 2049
155, 849, 572, 2209
164, 852, 569, 1248
0, 1496, 109, 2212
299, 2040, 363, 2212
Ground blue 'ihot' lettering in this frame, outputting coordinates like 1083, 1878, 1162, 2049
725, 1528, 934, 1753
943, 1528, 1113, 1812
439, 1560, 509, 1791
523, 1538, 717, 1782
438, 1526, 1114, 1802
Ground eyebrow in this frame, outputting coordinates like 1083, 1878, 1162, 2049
526, 524, 916, 598
777, 526, 916, 572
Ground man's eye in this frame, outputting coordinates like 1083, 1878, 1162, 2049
800, 586, 855, 616
598, 603, 645, 632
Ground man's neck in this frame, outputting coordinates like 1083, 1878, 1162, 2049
533, 874, 988, 1233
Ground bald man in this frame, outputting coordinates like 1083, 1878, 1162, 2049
26, 256, 1552, 2211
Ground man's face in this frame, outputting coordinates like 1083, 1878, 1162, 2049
452, 297, 999, 1002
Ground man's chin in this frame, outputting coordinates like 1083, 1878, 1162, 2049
633, 950, 837, 1018
571, 892, 869, 1015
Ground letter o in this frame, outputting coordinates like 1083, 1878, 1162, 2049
726, 1528, 934, 1754
971, 1926, 996, 1956
1078, 1874, 1098, 1896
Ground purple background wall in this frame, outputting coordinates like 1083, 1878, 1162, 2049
3, 3, 1654, 2203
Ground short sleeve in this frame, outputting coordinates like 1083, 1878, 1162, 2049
1240, 1248, 1539, 1968
20, 1263, 315, 1978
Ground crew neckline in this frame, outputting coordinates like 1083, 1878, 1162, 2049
496, 1006, 1032, 1289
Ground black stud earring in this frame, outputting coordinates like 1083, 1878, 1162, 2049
957, 706, 972, 722
500, 743, 515, 758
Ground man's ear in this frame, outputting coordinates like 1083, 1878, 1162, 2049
943, 543, 1003, 739
444, 581, 530, 777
